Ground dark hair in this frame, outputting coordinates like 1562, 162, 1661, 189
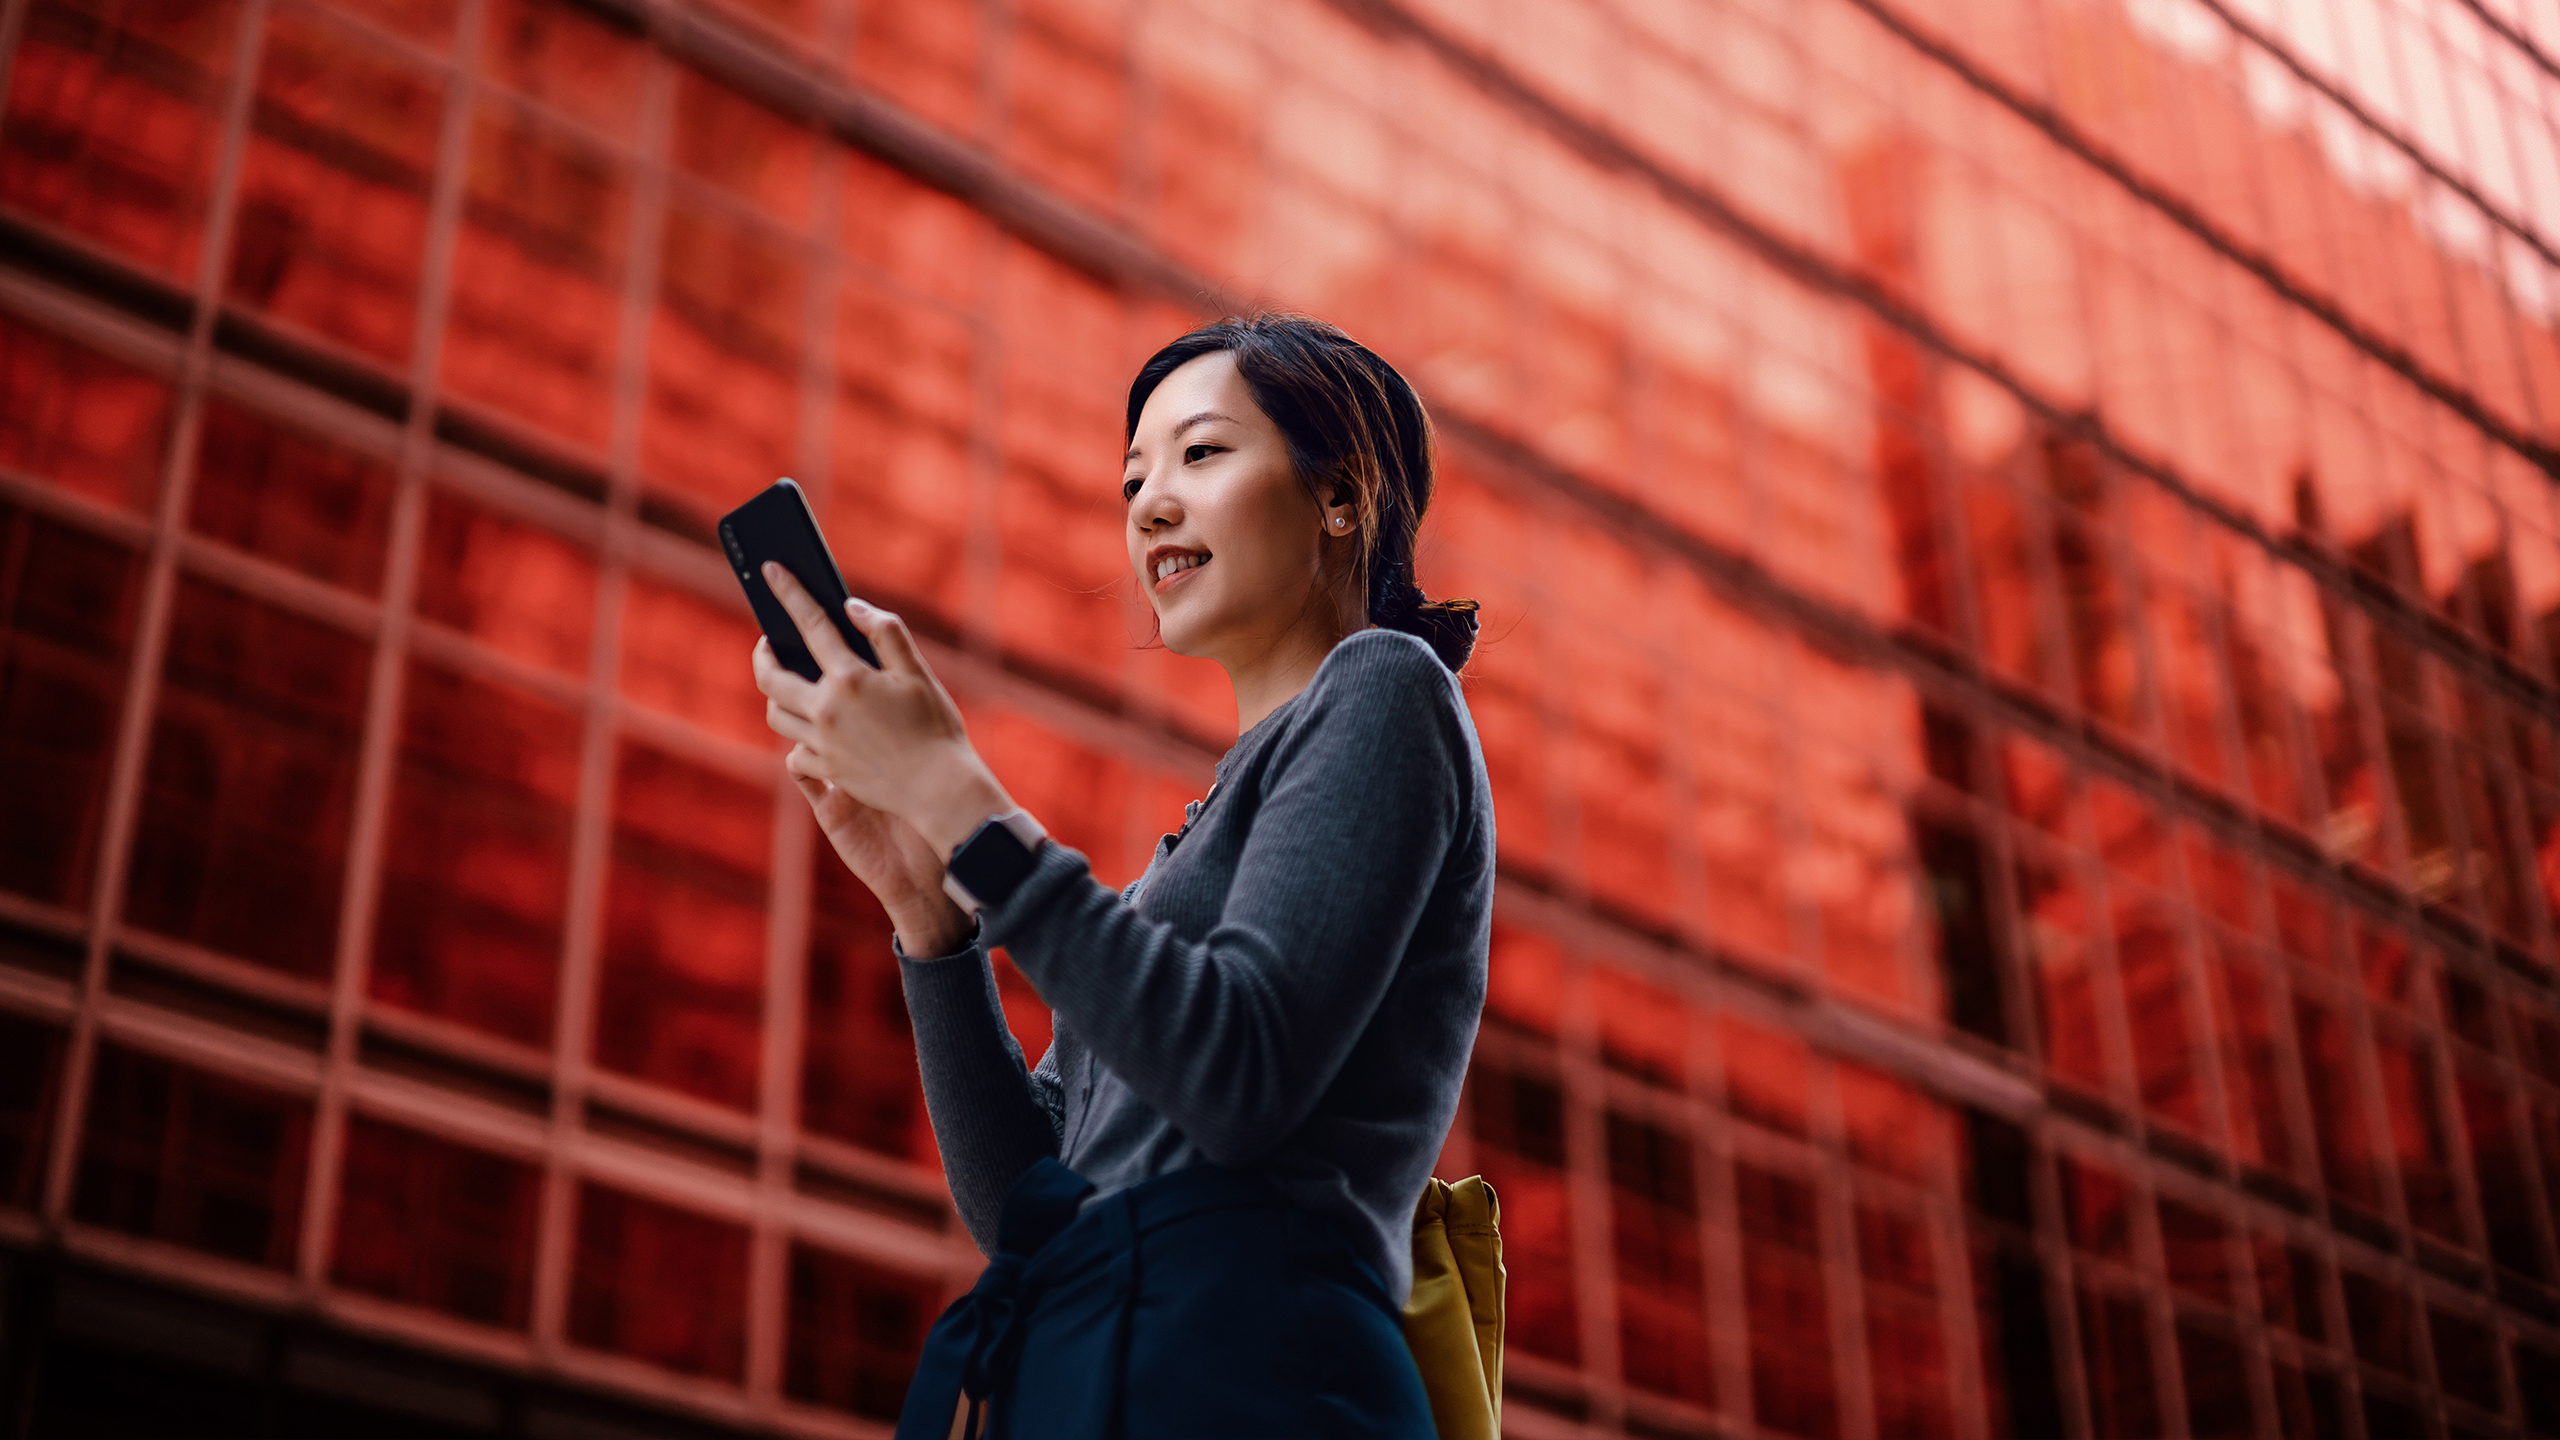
1124, 314, 1480, 671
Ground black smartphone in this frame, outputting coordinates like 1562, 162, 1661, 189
717, 478, 881, 680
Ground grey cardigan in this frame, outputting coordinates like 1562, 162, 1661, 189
896, 629, 1495, 1304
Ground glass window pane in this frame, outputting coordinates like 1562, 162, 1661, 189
1002, 0, 1121, 213
2340, 1266, 2418, 1380
0, 0, 242, 279
594, 741, 768, 1110
1837, 1065, 1949, 1184
2428, 1306, 2499, 1414
829, 274, 974, 623
125, 575, 371, 976
1722, 1015, 1808, 1136
0, 1009, 68, 1211
567, 1181, 748, 1381
848, 0, 978, 135
370, 660, 579, 1047
2371, 1025, 2462, 1246
2059, 1153, 2135, 1263
783, 1243, 936, 1420
440, 103, 627, 453
331, 1114, 539, 1328
2155, 1195, 2232, 1306
226, 9, 441, 364
640, 205, 803, 521
1605, 1110, 1708, 1405
2203, 940, 2299, 1177
1972, 1238, 2065, 1438
1736, 1161, 1836, 1439
617, 575, 765, 748
2292, 994, 2386, 1215
800, 848, 928, 1161
2016, 848, 2109, 1095
2455, 1065, 2547, 1280
478, 0, 644, 136
1857, 1200, 1951, 1439
72, 1042, 311, 1268
188, 399, 395, 594
1467, 1062, 1575, 1364
2175, 1316, 2251, 1440
2075, 1284, 2162, 1440
1591, 966, 1686, 1091
2252, 1233, 2328, 1344
0, 502, 144, 909
669, 71, 811, 224
413, 486, 596, 675
0, 309, 172, 513
991, 247, 1129, 696
1563, 627, 1671, 931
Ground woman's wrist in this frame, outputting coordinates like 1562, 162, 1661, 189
910, 748, 1018, 858
888, 892, 975, 959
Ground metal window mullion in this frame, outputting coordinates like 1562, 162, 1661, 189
2478, 937, 2560, 1298
39, 0, 271, 1225
1556, 960, 1624, 1424
1925, 1125, 1994, 1440
1656, 552, 1716, 985
2067, 806, 2151, 1128
2151, 507, 2250, 1175
294, 0, 486, 1293
2028, 1111, 2100, 1440
2473, 625, 2560, 965
2405, 696, 2516, 1269
1975, 709, 2051, 1077
529, 47, 672, 1359
1761, 614, 1827, 994
1807, 1059, 1880, 1440
1687, 988, 1754, 1433
2460, 36, 2560, 445
2120, 1149, 2198, 1438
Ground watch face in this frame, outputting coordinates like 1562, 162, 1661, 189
950, 815, 1041, 911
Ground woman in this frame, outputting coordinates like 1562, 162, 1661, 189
751, 314, 1494, 1438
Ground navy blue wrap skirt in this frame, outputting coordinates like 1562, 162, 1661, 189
894, 1157, 1436, 1440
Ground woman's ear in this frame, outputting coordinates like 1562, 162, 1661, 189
1321, 487, 1356, 537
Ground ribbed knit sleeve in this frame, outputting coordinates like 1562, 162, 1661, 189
896, 939, 1063, 1254
974, 631, 1469, 1168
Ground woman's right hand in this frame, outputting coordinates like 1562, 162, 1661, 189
790, 758, 975, 956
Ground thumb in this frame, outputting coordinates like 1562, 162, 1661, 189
845, 597, 928, 678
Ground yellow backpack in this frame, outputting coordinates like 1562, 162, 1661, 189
1402, 1177, 1505, 1440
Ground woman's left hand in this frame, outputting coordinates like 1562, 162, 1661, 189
751, 562, 1015, 856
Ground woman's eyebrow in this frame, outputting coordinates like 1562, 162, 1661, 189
1125, 410, 1237, 463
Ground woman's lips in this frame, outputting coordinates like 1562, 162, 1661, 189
1154, 558, 1208, 594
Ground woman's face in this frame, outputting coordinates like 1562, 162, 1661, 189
1123, 350, 1353, 661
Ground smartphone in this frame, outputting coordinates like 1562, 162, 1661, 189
717, 478, 882, 680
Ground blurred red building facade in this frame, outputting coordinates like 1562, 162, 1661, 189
2, 0, 2560, 1434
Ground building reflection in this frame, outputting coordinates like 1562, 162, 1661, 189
1, 0, 2558, 1434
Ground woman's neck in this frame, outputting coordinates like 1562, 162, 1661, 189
1223, 611, 1360, 734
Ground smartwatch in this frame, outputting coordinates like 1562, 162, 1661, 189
942, 809, 1048, 915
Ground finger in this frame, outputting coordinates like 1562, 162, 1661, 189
844, 597, 929, 679
767, 698, 823, 746
761, 562, 865, 679
792, 772, 831, 807
752, 636, 821, 715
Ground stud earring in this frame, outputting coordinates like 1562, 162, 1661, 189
1332, 516, 1348, 529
